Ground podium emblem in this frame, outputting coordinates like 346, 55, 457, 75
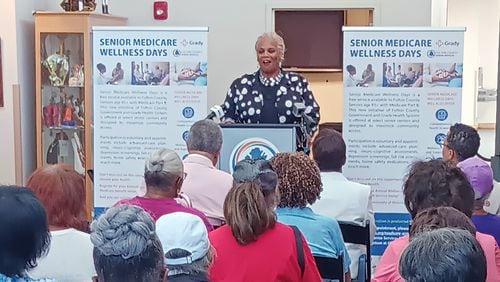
229, 137, 279, 173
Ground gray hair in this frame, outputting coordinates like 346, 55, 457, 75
186, 119, 223, 154
232, 159, 273, 183
166, 248, 214, 277
399, 228, 486, 282
255, 32, 286, 63
91, 205, 164, 282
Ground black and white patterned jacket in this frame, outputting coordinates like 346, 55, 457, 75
223, 70, 320, 134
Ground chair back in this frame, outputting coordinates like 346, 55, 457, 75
339, 220, 371, 282
313, 255, 344, 281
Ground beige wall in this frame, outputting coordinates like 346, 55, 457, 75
303, 72, 344, 122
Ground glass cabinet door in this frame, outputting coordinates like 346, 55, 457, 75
40, 33, 86, 174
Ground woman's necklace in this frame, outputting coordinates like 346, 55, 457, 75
259, 70, 283, 87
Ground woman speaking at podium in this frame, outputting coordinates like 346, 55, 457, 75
221, 32, 320, 151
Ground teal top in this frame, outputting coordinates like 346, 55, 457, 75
277, 207, 351, 273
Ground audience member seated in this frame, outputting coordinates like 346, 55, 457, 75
311, 129, 375, 279
208, 174, 322, 281
409, 206, 477, 238
0, 186, 53, 282
458, 156, 500, 245
156, 212, 212, 282
115, 148, 212, 231
232, 158, 272, 183
372, 159, 500, 282
399, 228, 487, 282
271, 152, 351, 281
181, 120, 233, 227
485, 181, 500, 216
441, 123, 480, 165
90, 205, 165, 282
25, 164, 95, 281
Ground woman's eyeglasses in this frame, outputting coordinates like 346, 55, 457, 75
438, 141, 451, 149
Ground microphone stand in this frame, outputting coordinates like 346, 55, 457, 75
297, 113, 315, 154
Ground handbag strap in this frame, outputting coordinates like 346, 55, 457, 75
291, 225, 305, 277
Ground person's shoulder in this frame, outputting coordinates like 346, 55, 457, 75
283, 71, 308, 84
322, 173, 371, 192
52, 228, 90, 240
387, 234, 410, 252
208, 225, 232, 242
214, 167, 234, 180
273, 221, 296, 235
230, 72, 258, 86
183, 205, 210, 220
487, 213, 500, 221
473, 213, 500, 222
311, 211, 341, 227
475, 231, 498, 246
344, 178, 371, 190
114, 196, 139, 206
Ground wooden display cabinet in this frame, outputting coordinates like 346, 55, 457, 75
34, 12, 127, 217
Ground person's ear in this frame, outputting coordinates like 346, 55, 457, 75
162, 266, 169, 282
445, 148, 456, 162
176, 176, 184, 189
212, 152, 220, 166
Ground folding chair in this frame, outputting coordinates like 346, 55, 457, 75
339, 220, 371, 282
314, 255, 344, 282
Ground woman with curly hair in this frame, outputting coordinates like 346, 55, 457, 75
271, 152, 351, 281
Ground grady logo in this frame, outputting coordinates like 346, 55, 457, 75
180, 39, 204, 47
229, 138, 279, 173
435, 40, 460, 48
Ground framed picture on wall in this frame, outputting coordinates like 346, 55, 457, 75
0, 38, 3, 107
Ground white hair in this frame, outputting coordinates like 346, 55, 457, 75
255, 32, 286, 63
186, 119, 223, 154
90, 205, 156, 259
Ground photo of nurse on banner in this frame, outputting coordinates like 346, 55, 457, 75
95, 62, 124, 85
344, 63, 377, 87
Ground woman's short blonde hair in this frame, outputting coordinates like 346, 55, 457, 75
255, 32, 286, 63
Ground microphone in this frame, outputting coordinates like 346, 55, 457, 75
293, 102, 316, 131
206, 104, 226, 120
292, 102, 306, 117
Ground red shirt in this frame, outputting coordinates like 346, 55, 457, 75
115, 196, 212, 231
208, 222, 322, 282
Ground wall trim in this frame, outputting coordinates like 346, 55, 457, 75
13, 84, 22, 185
265, 0, 381, 31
